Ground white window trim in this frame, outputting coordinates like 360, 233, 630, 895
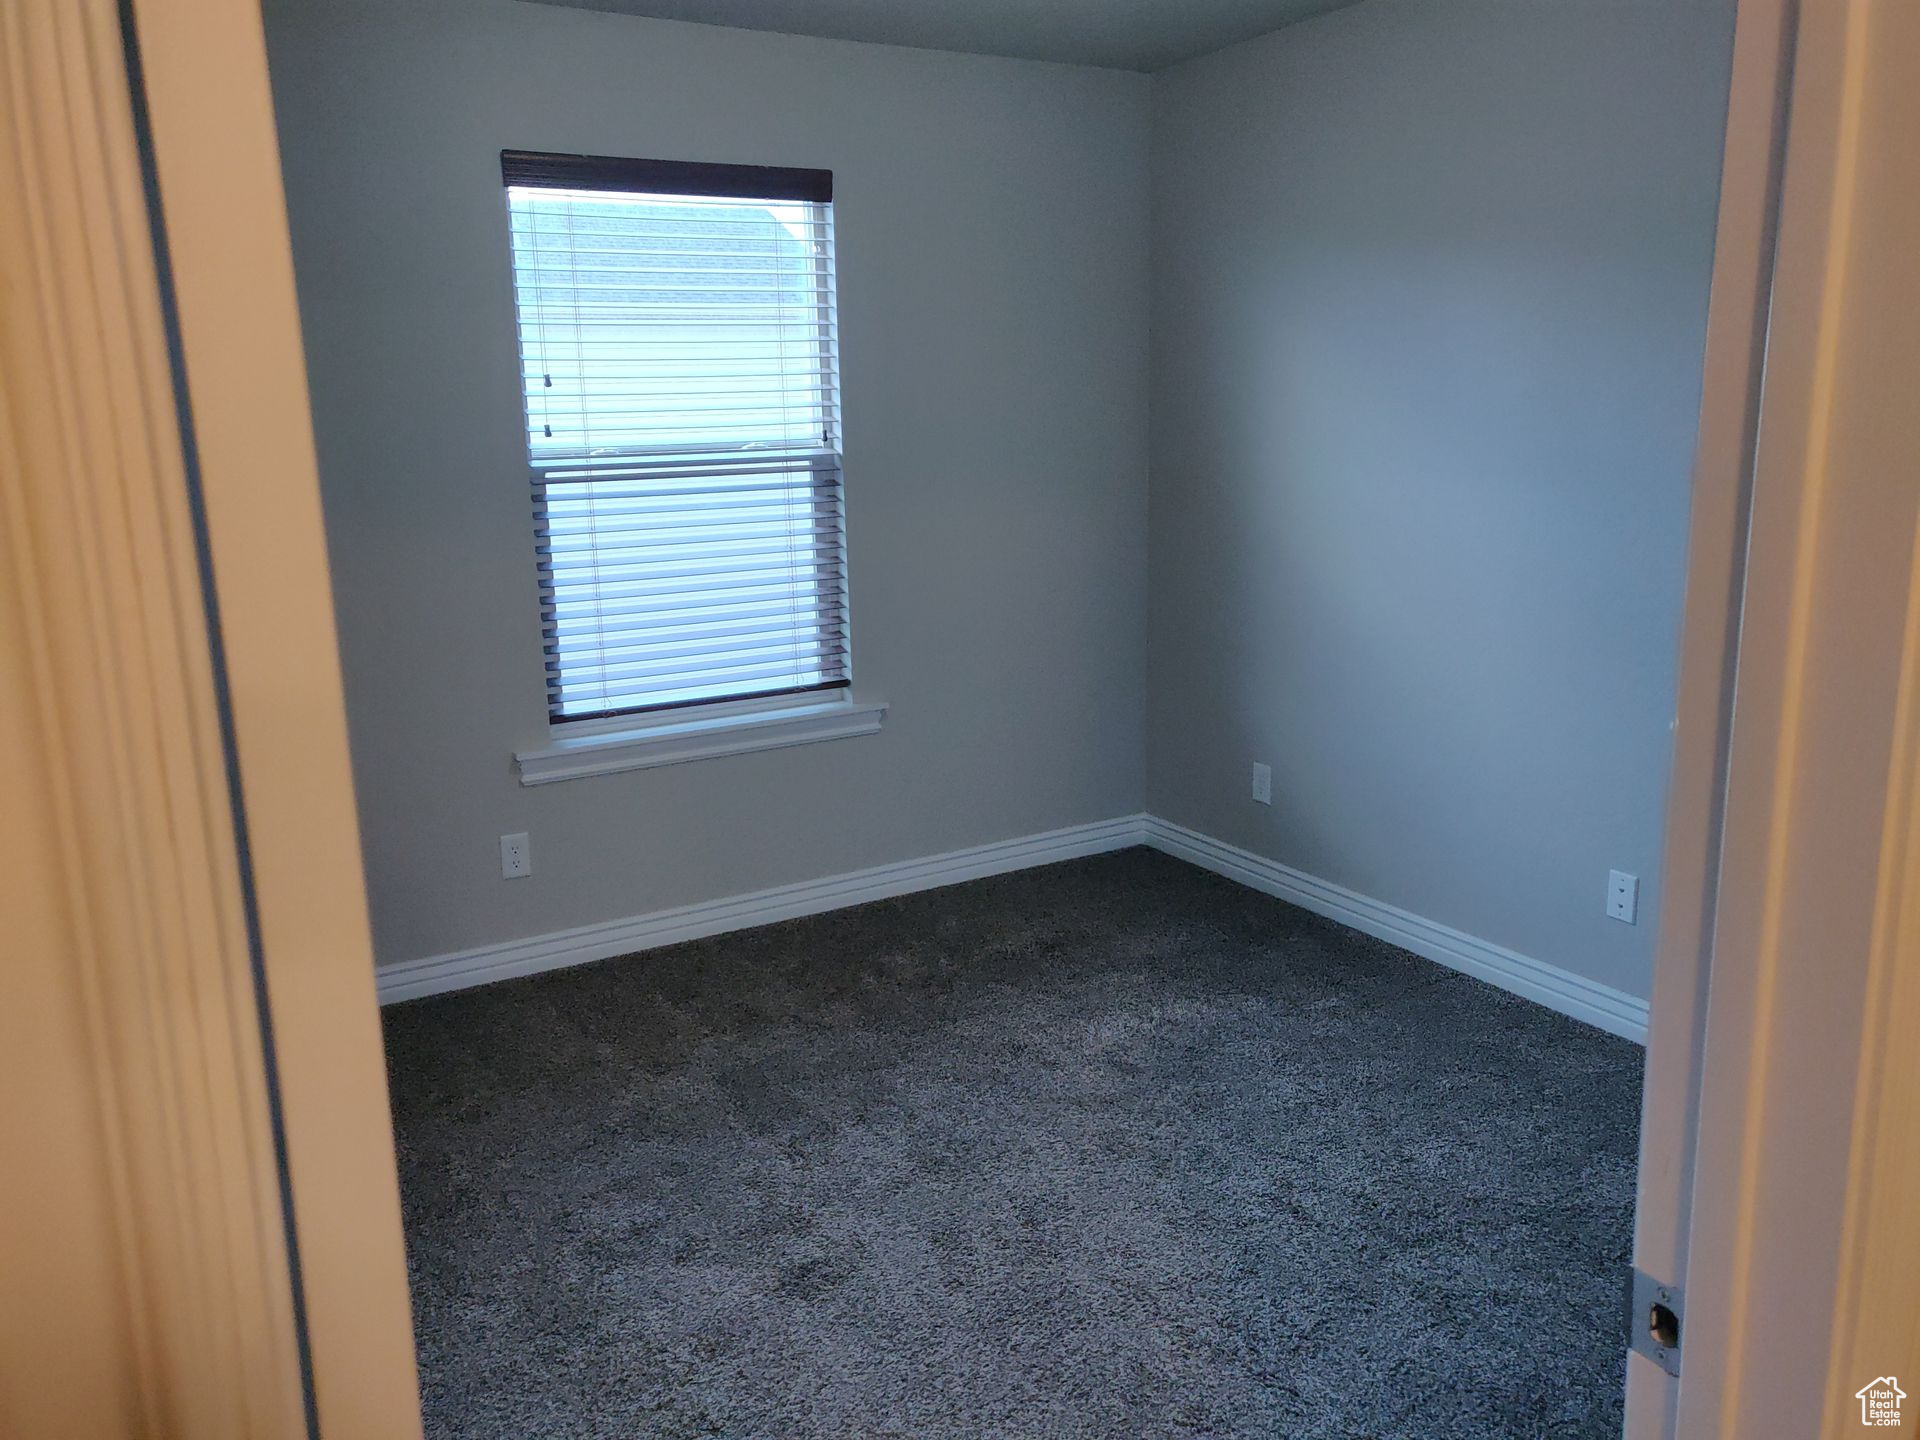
514, 692, 886, 786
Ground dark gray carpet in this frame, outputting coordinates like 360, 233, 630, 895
385, 848, 1640, 1439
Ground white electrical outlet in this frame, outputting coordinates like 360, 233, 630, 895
1607, 869, 1639, 924
500, 832, 532, 879
1251, 762, 1273, 806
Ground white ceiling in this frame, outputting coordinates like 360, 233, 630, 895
524, 0, 1366, 71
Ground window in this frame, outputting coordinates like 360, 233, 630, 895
502, 151, 848, 724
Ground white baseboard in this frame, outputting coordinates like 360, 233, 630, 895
1140, 816, 1650, 1043
375, 814, 1151, 1005
376, 812, 1650, 1044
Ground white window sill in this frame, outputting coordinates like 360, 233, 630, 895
514, 696, 887, 786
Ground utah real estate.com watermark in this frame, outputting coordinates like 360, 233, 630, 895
1856, 1376, 1906, 1428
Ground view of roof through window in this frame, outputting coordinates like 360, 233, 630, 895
508, 187, 837, 462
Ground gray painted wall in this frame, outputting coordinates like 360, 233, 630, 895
1147, 0, 1735, 999
265, 0, 1733, 1002
260, 0, 1151, 966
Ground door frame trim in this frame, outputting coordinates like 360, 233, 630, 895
1626, 0, 1796, 1427
1634, 0, 1920, 1433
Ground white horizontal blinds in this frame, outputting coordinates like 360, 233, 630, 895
503, 151, 847, 721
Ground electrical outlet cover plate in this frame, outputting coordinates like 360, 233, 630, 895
1251, 763, 1273, 806
501, 832, 532, 879
1607, 869, 1639, 924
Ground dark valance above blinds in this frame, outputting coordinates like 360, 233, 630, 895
501, 149, 833, 204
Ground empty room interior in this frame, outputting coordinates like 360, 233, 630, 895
255, 0, 1739, 1432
